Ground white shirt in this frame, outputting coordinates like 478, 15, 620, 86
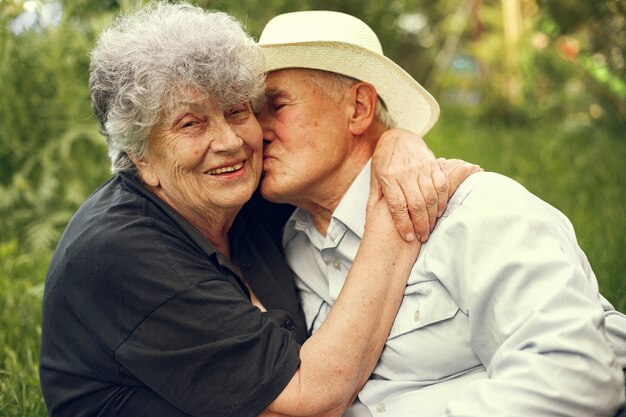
283, 163, 626, 417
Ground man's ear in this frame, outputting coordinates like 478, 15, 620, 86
128, 152, 160, 187
348, 82, 378, 136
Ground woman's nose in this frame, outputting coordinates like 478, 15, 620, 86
210, 123, 243, 153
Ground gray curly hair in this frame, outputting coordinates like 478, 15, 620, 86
89, 1, 265, 173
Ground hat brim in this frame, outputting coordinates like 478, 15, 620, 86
261, 42, 440, 136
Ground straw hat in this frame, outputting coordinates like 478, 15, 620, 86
258, 10, 440, 136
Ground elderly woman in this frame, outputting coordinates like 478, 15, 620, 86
39, 3, 475, 417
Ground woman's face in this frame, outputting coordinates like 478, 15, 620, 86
136, 89, 263, 225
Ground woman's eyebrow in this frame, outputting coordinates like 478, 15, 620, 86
164, 101, 207, 122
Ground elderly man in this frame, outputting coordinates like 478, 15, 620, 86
256, 10, 626, 417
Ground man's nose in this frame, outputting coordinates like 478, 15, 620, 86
256, 112, 274, 142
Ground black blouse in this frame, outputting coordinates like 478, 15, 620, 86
39, 172, 306, 417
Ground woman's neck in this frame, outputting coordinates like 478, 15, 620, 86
158, 193, 239, 258
189, 208, 238, 259
140, 177, 241, 259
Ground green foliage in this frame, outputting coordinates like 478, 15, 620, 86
0, 241, 49, 416
0, 1, 112, 252
0, 4, 112, 411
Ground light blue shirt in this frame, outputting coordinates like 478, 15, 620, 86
283, 163, 625, 417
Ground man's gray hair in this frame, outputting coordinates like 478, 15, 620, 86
89, 1, 265, 173
312, 71, 396, 129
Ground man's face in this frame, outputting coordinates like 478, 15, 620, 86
256, 69, 353, 206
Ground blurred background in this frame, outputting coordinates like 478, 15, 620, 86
0, 0, 624, 414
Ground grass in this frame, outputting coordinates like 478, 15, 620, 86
0, 113, 624, 415
0, 241, 49, 417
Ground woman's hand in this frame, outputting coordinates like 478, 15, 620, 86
368, 128, 481, 242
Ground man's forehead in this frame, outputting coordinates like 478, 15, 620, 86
267, 68, 324, 84
266, 69, 297, 86
265, 68, 326, 97
264, 72, 298, 99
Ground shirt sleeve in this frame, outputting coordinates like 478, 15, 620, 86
600, 294, 626, 369
427, 173, 624, 417
115, 278, 300, 417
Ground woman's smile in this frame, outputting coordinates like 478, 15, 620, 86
206, 160, 245, 176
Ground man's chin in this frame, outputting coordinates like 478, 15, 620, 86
259, 180, 285, 204
258, 180, 274, 202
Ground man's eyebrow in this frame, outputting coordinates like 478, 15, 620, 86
264, 88, 282, 100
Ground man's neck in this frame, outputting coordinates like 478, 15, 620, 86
296, 124, 385, 236
302, 150, 372, 236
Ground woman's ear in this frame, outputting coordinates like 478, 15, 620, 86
129, 152, 160, 187
348, 82, 378, 136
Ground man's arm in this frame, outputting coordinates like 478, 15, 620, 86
431, 172, 624, 416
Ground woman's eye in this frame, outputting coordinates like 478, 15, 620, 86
177, 115, 206, 130
227, 105, 251, 122
181, 120, 198, 128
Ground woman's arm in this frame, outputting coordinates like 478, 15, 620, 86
263, 199, 421, 417
368, 128, 482, 243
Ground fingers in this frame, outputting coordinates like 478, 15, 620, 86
441, 159, 482, 196
434, 159, 450, 217
415, 175, 437, 241
408, 158, 448, 242
370, 130, 476, 243
381, 177, 417, 242
403, 176, 430, 242
380, 173, 434, 243
373, 156, 482, 245
376, 159, 450, 243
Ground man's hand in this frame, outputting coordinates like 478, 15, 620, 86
368, 128, 481, 242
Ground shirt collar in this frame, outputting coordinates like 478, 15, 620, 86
332, 160, 371, 239
283, 207, 317, 248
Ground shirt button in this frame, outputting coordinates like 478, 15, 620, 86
284, 319, 296, 330
376, 403, 386, 413
413, 309, 420, 322
242, 262, 252, 270
331, 260, 342, 270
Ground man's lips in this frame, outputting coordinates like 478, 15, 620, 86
206, 161, 244, 175
262, 155, 276, 172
